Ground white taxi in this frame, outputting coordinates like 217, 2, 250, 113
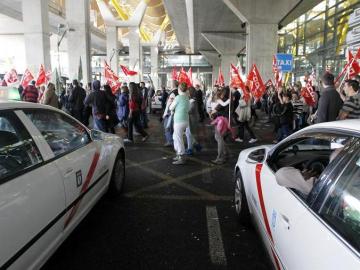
234, 120, 360, 270
0, 101, 125, 269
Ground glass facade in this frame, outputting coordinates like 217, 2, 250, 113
278, 0, 360, 81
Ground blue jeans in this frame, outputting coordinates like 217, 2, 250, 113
163, 115, 173, 144
140, 110, 148, 128
94, 117, 107, 132
277, 123, 291, 141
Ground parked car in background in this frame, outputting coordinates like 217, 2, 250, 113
234, 120, 360, 270
150, 90, 162, 113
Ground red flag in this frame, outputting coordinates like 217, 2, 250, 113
120, 65, 138, 76
247, 64, 266, 100
230, 64, 245, 89
335, 48, 360, 83
35, 64, 46, 86
45, 70, 52, 84
301, 83, 316, 106
187, 67, 193, 86
178, 67, 191, 87
217, 67, 225, 87
4, 69, 18, 84
20, 68, 34, 88
172, 66, 178, 81
272, 55, 282, 88
229, 64, 250, 102
104, 61, 121, 93
347, 49, 360, 79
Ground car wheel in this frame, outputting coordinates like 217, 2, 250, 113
109, 153, 125, 195
234, 170, 251, 226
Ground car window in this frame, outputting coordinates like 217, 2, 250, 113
272, 133, 352, 172
319, 149, 360, 253
24, 110, 90, 157
0, 111, 43, 182
271, 133, 356, 201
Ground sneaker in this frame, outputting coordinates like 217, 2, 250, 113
141, 135, 149, 142
235, 138, 244, 143
173, 157, 186, 165
164, 142, 172, 147
211, 159, 225, 165
173, 155, 180, 161
249, 138, 258, 144
185, 149, 193, 156
123, 138, 133, 143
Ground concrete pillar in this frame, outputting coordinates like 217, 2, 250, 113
200, 51, 221, 87
246, 23, 278, 81
150, 46, 159, 90
223, 0, 301, 81
66, 0, 91, 83
128, 27, 141, 82
201, 33, 245, 85
106, 26, 119, 76
22, 0, 51, 73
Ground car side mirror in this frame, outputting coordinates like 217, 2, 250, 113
90, 129, 104, 141
246, 149, 266, 164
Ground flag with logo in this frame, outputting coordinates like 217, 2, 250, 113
104, 61, 121, 93
45, 70, 52, 84
217, 67, 225, 87
247, 64, 265, 100
335, 48, 360, 83
301, 83, 316, 106
172, 66, 178, 81
20, 68, 34, 88
272, 55, 282, 88
35, 64, 46, 86
230, 64, 249, 102
120, 65, 138, 76
178, 67, 192, 87
347, 49, 360, 79
4, 69, 18, 85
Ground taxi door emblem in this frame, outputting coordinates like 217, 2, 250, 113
76, 170, 83, 187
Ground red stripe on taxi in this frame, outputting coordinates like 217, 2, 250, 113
64, 151, 100, 228
255, 163, 281, 270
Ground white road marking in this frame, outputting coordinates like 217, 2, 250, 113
206, 206, 227, 266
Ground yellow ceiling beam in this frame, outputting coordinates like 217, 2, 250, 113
110, 0, 129, 20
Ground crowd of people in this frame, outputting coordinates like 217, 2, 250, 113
16, 70, 360, 166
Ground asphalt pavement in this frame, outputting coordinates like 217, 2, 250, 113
43, 111, 274, 270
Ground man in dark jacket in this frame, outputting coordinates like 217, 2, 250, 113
315, 73, 343, 123
84, 80, 108, 132
139, 81, 149, 128
69, 79, 86, 123
195, 84, 205, 122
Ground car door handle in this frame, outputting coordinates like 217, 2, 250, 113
280, 213, 290, 230
64, 168, 74, 177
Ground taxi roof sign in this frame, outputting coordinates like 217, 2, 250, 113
0, 86, 21, 101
